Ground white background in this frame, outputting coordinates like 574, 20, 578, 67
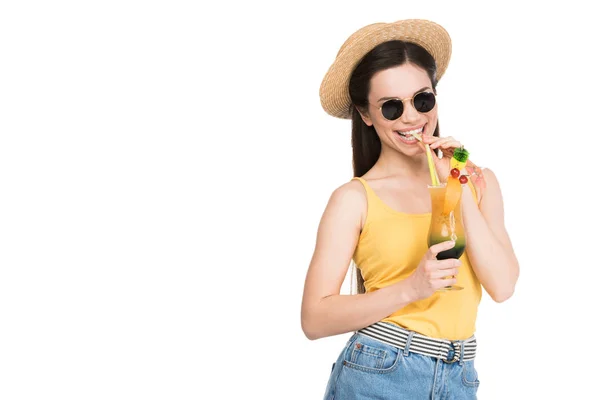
1, 1, 598, 399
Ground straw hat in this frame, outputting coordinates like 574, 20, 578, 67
319, 19, 452, 119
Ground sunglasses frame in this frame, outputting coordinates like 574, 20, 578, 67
373, 91, 437, 121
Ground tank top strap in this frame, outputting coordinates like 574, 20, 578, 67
351, 176, 377, 197
351, 177, 373, 194
352, 176, 480, 214
351, 176, 391, 222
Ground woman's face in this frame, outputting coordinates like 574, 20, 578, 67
360, 63, 438, 157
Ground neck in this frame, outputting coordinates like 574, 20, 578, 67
373, 145, 431, 179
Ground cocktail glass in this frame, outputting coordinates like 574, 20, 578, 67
427, 183, 465, 291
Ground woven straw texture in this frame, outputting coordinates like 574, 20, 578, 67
319, 19, 452, 119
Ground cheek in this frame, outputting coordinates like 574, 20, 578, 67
427, 110, 438, 128
372, 116, 391, 133
372, 122, 394, 142
372, 123, 387, 139
428, 107, 438, 121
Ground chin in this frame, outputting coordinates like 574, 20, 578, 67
394, 144, 422, 157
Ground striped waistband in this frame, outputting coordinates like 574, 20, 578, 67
357, 322, 477, 363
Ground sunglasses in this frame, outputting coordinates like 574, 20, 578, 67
374, 91, 436, 121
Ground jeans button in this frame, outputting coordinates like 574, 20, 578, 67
446, 347, 455, 362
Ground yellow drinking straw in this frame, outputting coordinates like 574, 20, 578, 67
425, 144, 440, 186
412, 133, 440, 186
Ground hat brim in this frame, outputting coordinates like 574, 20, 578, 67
319, 19, 452, 119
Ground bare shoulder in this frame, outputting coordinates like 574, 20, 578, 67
329, 179, 366, 205
479, 167, 506, 218
321, 178, 367, 227
482, 167, 499, 185
481, 167, 502, 199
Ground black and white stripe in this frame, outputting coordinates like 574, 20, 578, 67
357, 322, 477, 362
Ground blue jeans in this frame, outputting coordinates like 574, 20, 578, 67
323, 332, 480, 399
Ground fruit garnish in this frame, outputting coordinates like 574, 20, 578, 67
453, 147, 469, 162
443, 176, 462, 215
459, 175, 468, 184
450, 146, 470, 171
450, 168, 460, 178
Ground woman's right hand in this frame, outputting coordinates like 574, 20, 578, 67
405, 240, 461, 301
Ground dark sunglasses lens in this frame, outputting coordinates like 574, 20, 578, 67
414, 92, 436, 112
381, 100, 404, 120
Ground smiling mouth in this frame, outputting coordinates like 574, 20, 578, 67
394, 125, 426, 143
395, 125, 424, 138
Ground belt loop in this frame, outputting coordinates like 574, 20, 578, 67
458, 341, 465, 366
403, 331, 415, 357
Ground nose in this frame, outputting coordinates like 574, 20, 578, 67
399, 99, 420, 124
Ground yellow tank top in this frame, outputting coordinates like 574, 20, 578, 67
352, 177, 482, 340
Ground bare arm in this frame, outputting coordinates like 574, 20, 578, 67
461, 168, 520, 302
300, 181, 418, 340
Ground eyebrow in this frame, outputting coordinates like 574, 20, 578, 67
377, 86, 431, 102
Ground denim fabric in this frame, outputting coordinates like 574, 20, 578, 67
323, 332, 480, 400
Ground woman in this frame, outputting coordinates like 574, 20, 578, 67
300, 19, 520, 399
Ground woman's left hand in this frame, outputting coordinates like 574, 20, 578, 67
421, 135, 463, 182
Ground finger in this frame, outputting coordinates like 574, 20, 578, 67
424, 259, 458, 272
430, 137, 459, 150
436, 140, 462, 150
425, 261, 460, 277
436, 259, 461, 270
430, 137, 460, 149
428, 240, 456, 259
431, 267, 458, 279
423, 136, 444, 146
435, 277, 458, 289
428, 136, 451, 146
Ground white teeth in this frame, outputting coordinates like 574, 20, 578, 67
400, 135, 416, 141
397, 127, 424, 137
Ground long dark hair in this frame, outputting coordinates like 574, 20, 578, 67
349, 40, 441, 294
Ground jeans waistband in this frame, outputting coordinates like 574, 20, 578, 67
357, 322, 477, 363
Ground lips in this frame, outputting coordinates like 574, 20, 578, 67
396, 124, 425, 136
395, 131, 419, 145
394, 123, 427, 145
